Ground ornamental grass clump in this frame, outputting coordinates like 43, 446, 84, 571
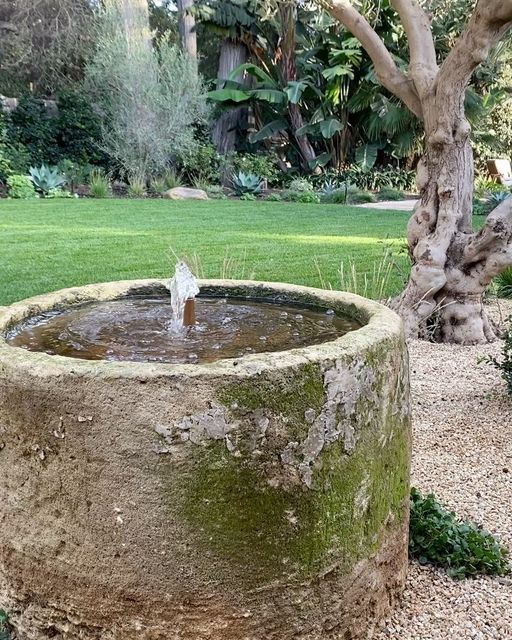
409, 488, 510, 579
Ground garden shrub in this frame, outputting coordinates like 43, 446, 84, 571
0, 147, 12, 185
150, 177, 167, 195
282, 189, 320, 203
179, 142, 221, 185
3, 92, 106, 172
321, 183, 358, 204
311, 166, 416, 192
46, 188, 73, 199
495, 267, 512, 299
477, 191, 511, 217
266, 192, 282, 202
288, 177, 314, 192
163, 168, 184, 190
474, 177, 509, 198
7, 174, 36, 199
5, 95, 58, 166
127, 175, 147, 198
29, 164, 66, 196
347, 190, 377, 204
53, 90, 106, 166
4, 142, 30, 175
0, 609, 10, 640
230, 153, 279, 186
58, 160, 93, 192
378, 187, 406, 201
409, 488, 510, 579
206, 185, 227, 199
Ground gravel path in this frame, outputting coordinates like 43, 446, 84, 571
374, 324, 512, 639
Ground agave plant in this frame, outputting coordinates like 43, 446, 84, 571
231, 171, 263, 196
29, 164, 66, 196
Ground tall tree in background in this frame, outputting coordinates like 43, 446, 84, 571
193, 0, 258, 152
325, 0, 512, 344
275, 0, 316, 169
177, 0, 197, 58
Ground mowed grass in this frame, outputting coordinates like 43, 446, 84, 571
0, 198, 410, 306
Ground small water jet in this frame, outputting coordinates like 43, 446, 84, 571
166, 260, 200, 331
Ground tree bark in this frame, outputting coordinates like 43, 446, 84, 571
394, 108, 492, 343
176, 0, 197, 59
211, 38, 249, 155
326, 0, 512, 344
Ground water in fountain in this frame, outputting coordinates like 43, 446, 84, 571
6, 263, 362, 363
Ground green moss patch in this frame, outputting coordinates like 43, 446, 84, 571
177, 364, 410, 586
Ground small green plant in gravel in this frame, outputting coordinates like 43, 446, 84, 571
0, 609, 10, 640
409, 488, 510, 579
495, 268, 512, 299
483, 319, 512, 395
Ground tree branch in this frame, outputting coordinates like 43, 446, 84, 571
389, 0, 437, 98
323, 0, 423, 118
431, 0, 512, 144
463, 197, 512, 266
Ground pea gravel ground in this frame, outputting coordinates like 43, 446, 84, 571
374, 303, 512, 640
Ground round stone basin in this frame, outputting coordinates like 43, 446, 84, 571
0, 280, 411, 640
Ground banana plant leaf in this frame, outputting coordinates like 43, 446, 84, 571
248, 119, 288, 143
207, 88, 251, 103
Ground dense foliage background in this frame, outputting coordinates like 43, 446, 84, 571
0, 0, 510, 192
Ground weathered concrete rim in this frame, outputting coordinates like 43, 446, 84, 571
0, 279, 403, 379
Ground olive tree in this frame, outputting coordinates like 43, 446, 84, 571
325, 0, 512, 344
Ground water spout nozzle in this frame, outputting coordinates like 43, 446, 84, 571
183, 298, 196, 326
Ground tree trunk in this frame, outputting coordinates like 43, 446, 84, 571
176, 0, 196, 59
288, 102, 318, 172
211, 38, 249, 155
277, 0, 317, 172
394, 108, 505, 344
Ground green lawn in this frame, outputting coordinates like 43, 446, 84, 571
0, 199, 410, 306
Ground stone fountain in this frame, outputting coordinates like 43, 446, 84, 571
0, 269, 411, 639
